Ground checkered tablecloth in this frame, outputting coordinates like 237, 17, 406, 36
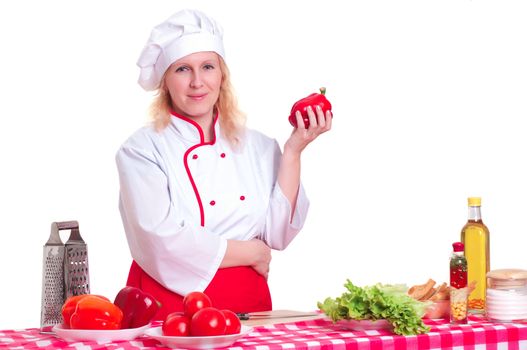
2, 315, 527, 350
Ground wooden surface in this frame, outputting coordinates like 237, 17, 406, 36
240, 309, 327, 326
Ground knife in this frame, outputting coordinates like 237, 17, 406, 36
237, 310, 321, 320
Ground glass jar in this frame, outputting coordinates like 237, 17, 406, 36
486, 269, 527, 322
450, 242, 468, 324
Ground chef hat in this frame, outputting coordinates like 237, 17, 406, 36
137, 9, 225, 91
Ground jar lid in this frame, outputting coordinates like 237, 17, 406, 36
452, 242, 464, 252
487, 269, 527, 280
468, 197, 481, 206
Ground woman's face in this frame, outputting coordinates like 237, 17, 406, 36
164, 51, 223, 121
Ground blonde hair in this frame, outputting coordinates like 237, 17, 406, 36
148, 56, 246, 147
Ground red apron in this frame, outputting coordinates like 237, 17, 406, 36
126, 260, 272, 320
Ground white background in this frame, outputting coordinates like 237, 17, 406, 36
1, 0, 526, 330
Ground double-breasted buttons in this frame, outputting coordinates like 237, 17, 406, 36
191, 149, 247, 213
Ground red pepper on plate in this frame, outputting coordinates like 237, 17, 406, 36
288, 87, 332, 128
69, 295, 123, 330
113, 286, 161, 329
61, 294, 110, 327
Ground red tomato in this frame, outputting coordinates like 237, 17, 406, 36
191, 307, 226, 336
183, 291, 212, 318
162, 312, 191, 337
222, 310, 241, 335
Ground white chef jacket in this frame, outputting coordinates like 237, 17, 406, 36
116, 112, 309, 296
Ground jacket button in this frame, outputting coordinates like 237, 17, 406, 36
210, 200, 216, 206
240, 196, 245, 201
192, 154, 198, 159
220, 153, 226, 158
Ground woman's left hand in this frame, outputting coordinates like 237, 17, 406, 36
278, 104, 332, 218
285, 105, 332, 154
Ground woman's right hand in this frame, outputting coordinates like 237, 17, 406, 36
221, 239, 271, 279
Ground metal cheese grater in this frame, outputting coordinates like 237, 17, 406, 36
40, 221, 90, 333
63, 222, 90, 297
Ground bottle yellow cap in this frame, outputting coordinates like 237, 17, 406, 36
468, 197, 481, 206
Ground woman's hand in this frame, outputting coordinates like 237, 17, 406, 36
247, 239, 272, 279
285, 105, 332, 154
221, 239, 271, 279
277, 105, 332, 219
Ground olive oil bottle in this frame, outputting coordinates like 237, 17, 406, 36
460, 197, 490, 313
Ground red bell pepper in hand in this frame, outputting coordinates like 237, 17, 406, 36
288, 87, 332, 128
61, 294, 110, 327
114, 286, 161, 329
69, 295, 123, 330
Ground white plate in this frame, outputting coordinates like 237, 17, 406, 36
487, 288, 527, 297
53, 324, 149, 342
336, 319, 392, 331
144, 325, 253, 349
487, 295, 527, 303
487, 312, 527, 320
487, 304, 527, 312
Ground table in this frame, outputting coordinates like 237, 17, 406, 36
2, 315, 527, 349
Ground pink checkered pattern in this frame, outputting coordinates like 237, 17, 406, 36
1, 316, 527, 349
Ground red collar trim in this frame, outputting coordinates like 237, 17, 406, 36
169, 109, 219, 144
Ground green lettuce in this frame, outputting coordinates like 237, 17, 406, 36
317, 280, 430, 336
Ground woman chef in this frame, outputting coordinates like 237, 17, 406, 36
116, 9, 331, 319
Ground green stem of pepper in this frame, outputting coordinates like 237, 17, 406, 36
319, 87, 326, 95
